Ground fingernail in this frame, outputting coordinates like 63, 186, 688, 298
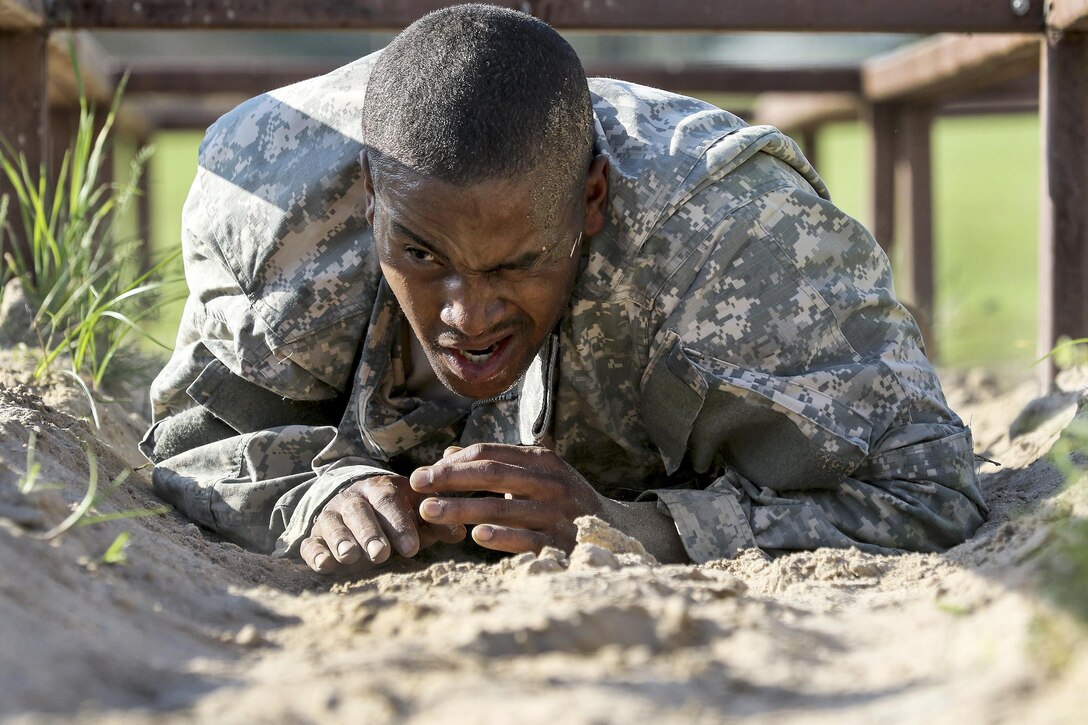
337, 541, 354, 557
475, 525, 494, 542
411, 468, 431, 489
449, 524, 464, 536
314, 553, 330, 569
366, 539, 386, 561
397, 534, 419, 556
421, 499, 443, 518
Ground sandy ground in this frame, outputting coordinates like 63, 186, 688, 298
1, 345, 1087, 724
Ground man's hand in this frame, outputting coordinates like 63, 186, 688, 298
408, 444, 605, 553
300, 474, 466, 573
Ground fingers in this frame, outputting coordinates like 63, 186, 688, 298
429, 522, 469, 544
411, 443, 571, 498
300, 536, 337, 573
303, 475, 470, 574
410, 459, 550, 497
313, 510, 364, 565
444, 443, 550, 466
471, 524, 550, 554
418, 494, 551, 530
359, 478, 420, 557
418, 522, 468, 549
314, 501, 389, 566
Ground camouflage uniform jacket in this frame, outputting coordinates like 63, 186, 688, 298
143, 52, 986, 562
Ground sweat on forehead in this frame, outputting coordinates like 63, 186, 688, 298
367, 153, 579, 240
360, 3, 593, 201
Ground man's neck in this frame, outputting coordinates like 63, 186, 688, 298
402, 320, 472, 408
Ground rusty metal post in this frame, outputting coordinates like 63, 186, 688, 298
48, 105, 81, 186
1038, 31, 1088, 388
868, 102, 897, 253
0, 30, 47, 269
892, 104, 935, 333
895, 104, 936, 356
135, 134, 153, 274
798, 126, 819, 172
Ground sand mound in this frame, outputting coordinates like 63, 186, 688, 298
1, 353, 1086, 723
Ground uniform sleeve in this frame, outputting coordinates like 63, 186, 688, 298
143, 356, 399, 555
148, 167, 366, 423
145, 56, 391, 555
144, 170, 392, 555
645, 419, 985, 562
639, 177, 987, 563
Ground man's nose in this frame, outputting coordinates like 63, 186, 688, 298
440, 275, 505, 338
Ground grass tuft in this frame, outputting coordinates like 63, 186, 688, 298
18, 431, 168, 547
0, 63, 183, 393
1036, 507, 1088, 626
100, 531, 131, 565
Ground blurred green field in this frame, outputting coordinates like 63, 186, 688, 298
136, 114, 1041, 372
137, 130, 204, 351
818, 115, 1040, 371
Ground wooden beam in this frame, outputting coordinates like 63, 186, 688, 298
47, 105, 79, 183
45, 32, 152, 142
0, 29, 47, 270
46, 31, 114, 108
135, 134, 152, 274
938, 74, 1039, 115
755, 79, 1039, 130
587, 64, 861, 94
863, 33, 1040, 103
117, 63, 334, 97
131, 99, 239, 132
894, 105, 935, 349
0, 31, 47, 171
868, 103, 897, 253
142, 108, 226, 131
752, 93, 861, 131
0, 0, 43, 30
798, 126, 818, 170
1038, 32, 1088, 387
1049, 0, 1088, 32
48, 0, 1045, 32
115, 61, 862, 97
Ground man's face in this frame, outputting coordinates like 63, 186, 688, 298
364, 157, 606, 400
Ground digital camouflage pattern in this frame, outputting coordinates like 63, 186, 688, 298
142, 52, 986, 562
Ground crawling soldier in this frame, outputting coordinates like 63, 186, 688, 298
142, 5, 986, 572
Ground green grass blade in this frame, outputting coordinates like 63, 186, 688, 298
100, 532, 130, 565
79, 506, 170, 528
18, 431, 42, 495
59, 369, 101, 429
1035, 338, 1088, 365
36, 446, 99, 540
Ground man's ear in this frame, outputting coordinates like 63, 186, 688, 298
360, 149, 376, 225
581, 154, 609, 237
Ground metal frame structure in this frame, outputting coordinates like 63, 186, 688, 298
1, 0, 1085, 386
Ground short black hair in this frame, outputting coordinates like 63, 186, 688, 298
362, 4, 594, 204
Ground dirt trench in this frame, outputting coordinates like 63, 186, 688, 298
1, 351, 1087, 723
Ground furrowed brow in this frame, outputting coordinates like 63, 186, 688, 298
390, 220, 544, 274
391, 222, 446, 258
485, 250, 545, 274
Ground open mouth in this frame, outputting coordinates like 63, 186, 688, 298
457, 342, 500, 363
440, 334, 516, 387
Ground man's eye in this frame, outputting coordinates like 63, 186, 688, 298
405, 247, 435, 263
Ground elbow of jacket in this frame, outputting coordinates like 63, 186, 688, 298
141, 407, 237, 464
893, 484, 988, 553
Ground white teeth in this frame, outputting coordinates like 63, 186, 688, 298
459, 348, 494, 363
